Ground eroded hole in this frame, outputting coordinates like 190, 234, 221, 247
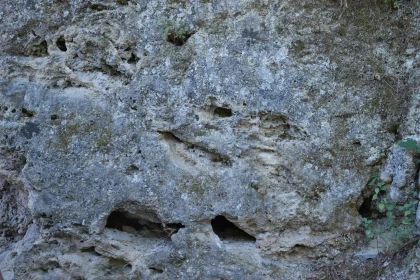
148, 267, 164, 274
56, 36, 67, 52
352, 141, 361, 146
90, 3, 110, 11
167, 31, 194, 46
214, 107, 232, 118
50, 114, 59, 120
127, 53, 139, 64
211, 215, 256, 242
21, 108, 35, 118
81, 246, 96, 253
292, 244, 307, 250
106, 210, 144, 231
125, 164, 139, 175
105, 210, 183, 238
358, 195, 373, 218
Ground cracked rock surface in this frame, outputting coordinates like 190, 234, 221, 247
0, 0, 419, 279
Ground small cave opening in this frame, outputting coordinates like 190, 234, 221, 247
352, 141, 361, 146
105, 210, 184, 238
21, 108, 35, 118
125, 164, 140, 175
358, 195, 373, 218
106, 210, 147, 231
167, 31, 194, 46
211, 215, 256, 242
127, 53, 139, 64
56, 36, 67, 52
213, 107, 233, 118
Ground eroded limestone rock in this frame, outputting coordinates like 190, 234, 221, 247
0, 0, 419, 279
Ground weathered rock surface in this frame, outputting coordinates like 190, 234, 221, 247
0, 0, 419, 279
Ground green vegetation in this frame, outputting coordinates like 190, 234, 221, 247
384, 0, 400, 9
362, 187, 418, 246
362, 139, 419, 249
160, 19, 189, 46
398, 138, 420, 153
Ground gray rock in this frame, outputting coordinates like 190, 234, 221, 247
0, 0, 419, 279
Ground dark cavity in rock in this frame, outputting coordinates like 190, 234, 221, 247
56, 36, 67, 52
105, 210, 184, 238
211, 215, 256, 242
21, 108, 35, 118
358, 195, 373, 218
214, 107, 233, 118
167, 31, 194, 46
127, 53, 139, 64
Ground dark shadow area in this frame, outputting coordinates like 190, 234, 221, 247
148, 267, 164, 274
90, 3, 111, 11
358, 195, 373, 218
211, 215, 256, 242
106, 210, 152, 231
213, 107, 232, 118
125, 164, 140, 175
56, 36, 67, 52
21, 108, 35, 118
105, 210, 184, 238
167, 31, 194, 46
352, 141, 361, 146
127, 53, 139, 64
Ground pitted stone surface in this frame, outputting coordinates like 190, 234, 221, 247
0, 0, 419, 279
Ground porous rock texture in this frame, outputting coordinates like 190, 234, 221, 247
0, 0, 419, 279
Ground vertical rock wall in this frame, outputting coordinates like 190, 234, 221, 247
0, 0, 419, 279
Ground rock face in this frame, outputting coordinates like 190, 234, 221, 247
0, 0, 419, 279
